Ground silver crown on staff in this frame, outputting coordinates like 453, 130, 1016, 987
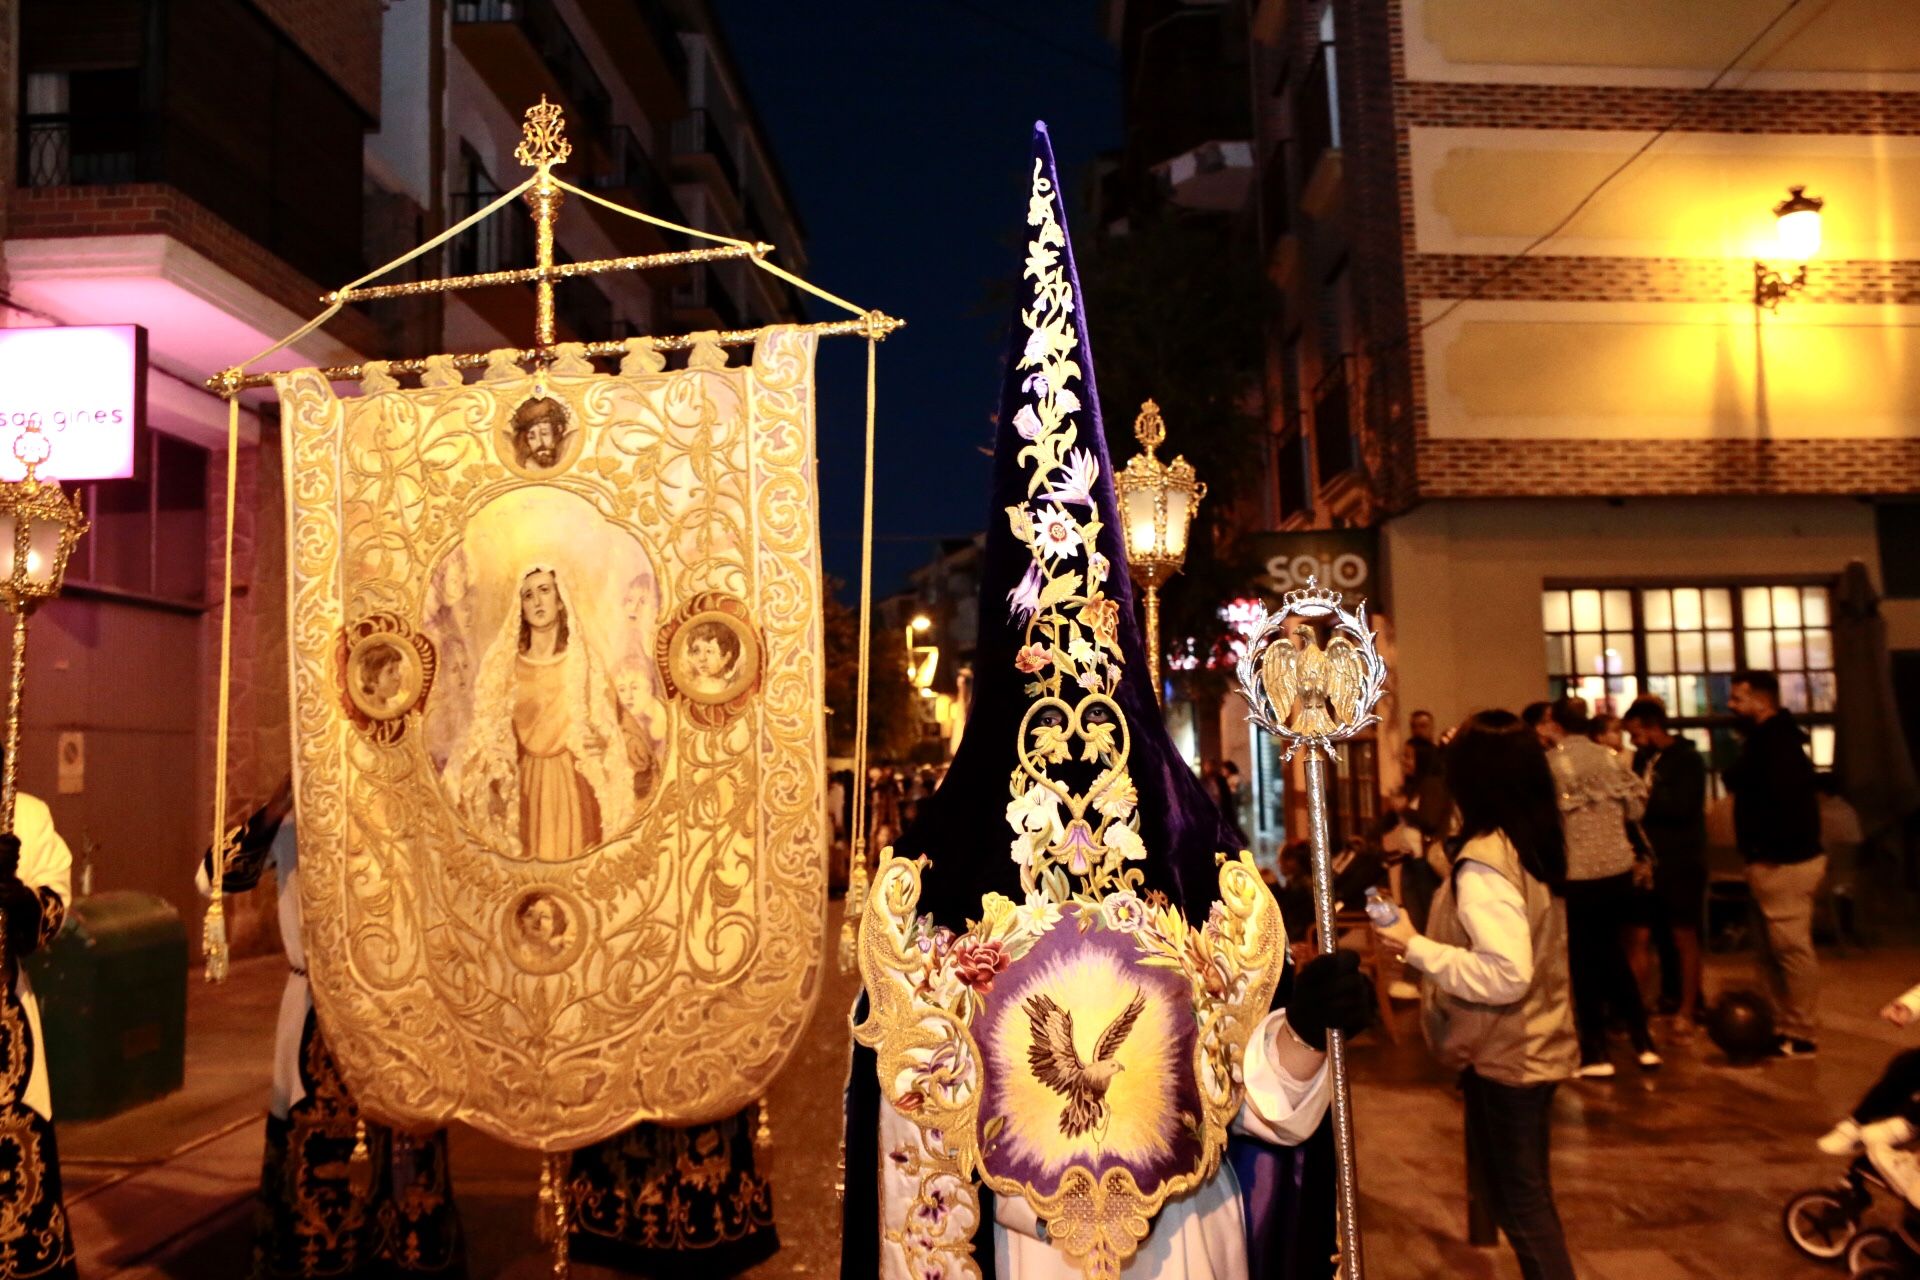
1234, 576, 1388, 760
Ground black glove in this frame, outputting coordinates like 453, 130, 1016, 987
1286, 951, 1375, 1052
0, 834, 19, 883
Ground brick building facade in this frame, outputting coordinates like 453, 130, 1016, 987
1105, 0, 1920, 863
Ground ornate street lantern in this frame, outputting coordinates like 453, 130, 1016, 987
1113, 399, 1206, 703
0, 425, 87, 983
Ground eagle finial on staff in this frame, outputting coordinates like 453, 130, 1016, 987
1259, 618, 1368, 740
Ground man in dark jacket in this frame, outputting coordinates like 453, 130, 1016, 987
1726, 670, 1825, 1057
1623, 698, 1708, 1030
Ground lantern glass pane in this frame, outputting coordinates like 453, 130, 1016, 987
1164, 487, 1191, 559
1122, 485, 1159, 560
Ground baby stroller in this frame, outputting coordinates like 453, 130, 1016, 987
1785, 1153, 1920, 1276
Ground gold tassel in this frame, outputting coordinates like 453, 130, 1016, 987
534, 1155, 556, 1243
755, 1097, 772, 1150
839, 837, 869, 975
347, 1120, 372, 1200
201, 900, 229, 983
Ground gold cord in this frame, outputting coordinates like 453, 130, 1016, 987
840, 333, 878, 972
204, 392, 242, 982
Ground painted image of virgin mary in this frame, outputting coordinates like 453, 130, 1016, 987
453, 566, 655, 860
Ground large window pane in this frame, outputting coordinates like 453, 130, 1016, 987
1676, 632, 1705, 674
1542, 590, 1571, 632
1647, 633, 1675, 674
1802, 587, 1830, 628
1806, 629, 1833, 670
1809, 672, 1837, 713
1571, 589, 1602, 633
1706, 630, 1735, 673
1780, 673, 1808, 713
1673, 588, 1702, 631
1776, 630, 1805, 670
1743, 586, 1771, 629
1604, 634, 1635, 673
1574, 633, 1602, 675
1603, 589, 1632, 631
1772, 585, 1803, 629
1703, 589, 1733, 629
1746, 632, 1774, 671
1641, 589, 1672, 631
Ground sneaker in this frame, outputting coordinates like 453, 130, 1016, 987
1637, 1049, 1663, 1072
1773, 1036, 1819, 1059
1576, 1061, 1616, 1079
1819, 1119, 1865, 1155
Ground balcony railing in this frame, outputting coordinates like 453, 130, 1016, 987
1312, 357, 1357, 486
672, 110, 739, 191
452, 0, 612, 143
20, 113, 147, 187
588, 124, 685, 227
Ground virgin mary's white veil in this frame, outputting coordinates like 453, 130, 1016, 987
450, 564, 638, 858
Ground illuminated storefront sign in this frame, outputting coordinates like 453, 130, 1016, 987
0, 325, 146, 481
1245, 528, 1380, 604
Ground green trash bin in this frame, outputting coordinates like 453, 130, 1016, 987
23, 891, 187, 1121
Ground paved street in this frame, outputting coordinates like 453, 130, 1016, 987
57, 928, 1920, 1277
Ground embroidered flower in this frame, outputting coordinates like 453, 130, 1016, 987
1060, 820, 1099, 877
948, 937, 1010, 992
1012, 403, 1044, 441
1054, 386, 1081, 415
1022, 370, 1049, 397
1103, 821, 1146, 864
1014, 892, 1062, 937
1089, 551, 1110, 588
1067, 635, 1098, 670
1022, 327, 1049, 366
1034, 505, 1083, 561
1040, 448, 1099, 507
1014, 643, 1050, 674
1093, 772, 1138, 821
1083, 595, 1120, 651
1006, 782, 1063, 844
1101, 891, 1147, 934
897, 1090, 926, 1115
1006, 559, 1044, 624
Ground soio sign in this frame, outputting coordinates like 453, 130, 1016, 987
0, 325, 146, 481
1246, 529, 1381, 605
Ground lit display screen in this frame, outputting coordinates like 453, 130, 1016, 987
0, 324, 145, 481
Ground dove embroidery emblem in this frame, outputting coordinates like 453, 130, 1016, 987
1023, 989, 1147, 1138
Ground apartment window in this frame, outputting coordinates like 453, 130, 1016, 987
1542, 581, 1836, 773
70, 431, 210, 607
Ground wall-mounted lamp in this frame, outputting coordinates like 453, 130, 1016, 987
1754, 185, 1825, 311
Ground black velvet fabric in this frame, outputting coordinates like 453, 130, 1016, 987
899, 123, 1237, 931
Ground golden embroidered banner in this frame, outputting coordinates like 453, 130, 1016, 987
275, 330, 826, 1150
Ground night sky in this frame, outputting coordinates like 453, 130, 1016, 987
711, 1, 1122, 598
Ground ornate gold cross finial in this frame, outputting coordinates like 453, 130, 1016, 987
1133, 399, 1166, 453
516, 96, 571, 171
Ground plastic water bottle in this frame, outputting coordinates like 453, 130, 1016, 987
1364, 886, 1400, 929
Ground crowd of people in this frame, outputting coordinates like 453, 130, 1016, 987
1253, 671, 1875, 1279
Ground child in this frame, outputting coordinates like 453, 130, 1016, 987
1818, 982, 1920, 1172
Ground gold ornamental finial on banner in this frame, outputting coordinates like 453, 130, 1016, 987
515, 95, 571, 171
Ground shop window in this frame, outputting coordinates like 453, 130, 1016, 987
70, 431, 209, 607
1542, 581, 1835, 779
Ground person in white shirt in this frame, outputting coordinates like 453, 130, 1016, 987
1374, 710, 1579, 1280
0, 790, 78, 1279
